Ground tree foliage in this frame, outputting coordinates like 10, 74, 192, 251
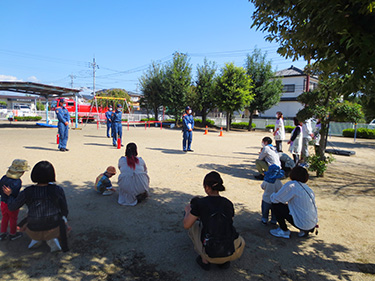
194, 58, 217, 126
94, 89, 131, 112
245, 48, 283, 130
139, 62, 164, 120
162, 52, 192, 125
250, 0, 375, 94
215, 63, 254, 131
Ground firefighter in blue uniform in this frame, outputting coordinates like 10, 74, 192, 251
55, 98, 70, 152
105, 106, 113, 138
182, 106, 194, 152
111, 104, 123, 147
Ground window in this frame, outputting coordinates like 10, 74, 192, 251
282, 84, 295, 92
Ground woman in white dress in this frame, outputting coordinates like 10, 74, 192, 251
118, 143, 150, 206
273, 111, 285, 152
288, 117, 303, 164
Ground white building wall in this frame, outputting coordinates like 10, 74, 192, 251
261, 101, 303, 118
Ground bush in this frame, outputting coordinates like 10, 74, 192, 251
141, 117, 156, 121
231, 122, 256, 129
307, 154, 335, 177
266, 124, 275, 130
194, 118, 215, 126
265, 124, 294, 133
14, 116, 42, 121
342, 128, 375, 139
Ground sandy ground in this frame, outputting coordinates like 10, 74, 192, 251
0, 122, 374, 281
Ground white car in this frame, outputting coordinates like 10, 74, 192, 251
14, 105, 32, 116
368, 119, 375, 130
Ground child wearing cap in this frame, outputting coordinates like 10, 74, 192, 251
94, 166, 117, 196
0, 159, 30, 241
260, 164, 285, 225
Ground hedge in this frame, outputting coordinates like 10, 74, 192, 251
14, 116, 42, 121
194, 119, 215, 126
342, 128, 375, 139
231, 122, 256, 129
265, 124, 295, 133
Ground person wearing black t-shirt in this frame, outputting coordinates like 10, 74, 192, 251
183, 171, 245, 271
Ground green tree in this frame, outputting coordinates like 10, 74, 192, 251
297, 78, 363, 175
94, 89, 131, 112
162, 52, 192, 125
139, 62, 164, 120
36, 101, 45, 111
194, 59, 217, 126
215, 63, 254, 131
250, 0, 375, 94
244, 48, 283, 131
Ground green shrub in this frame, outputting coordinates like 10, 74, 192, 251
342, 128, 375, 139
307, 154, 335, 177
285, 126, 295, 133
266, 124, 275, 130
194, 119, 215, 126
14, 116, 42, 121
141, 117, 156, 121
231, 122, 256, 129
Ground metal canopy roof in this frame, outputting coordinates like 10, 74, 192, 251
0, 81, 80, 99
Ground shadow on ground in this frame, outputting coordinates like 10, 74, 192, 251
1, 178, 374, 280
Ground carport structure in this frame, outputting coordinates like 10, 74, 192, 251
0, 81, 81, 127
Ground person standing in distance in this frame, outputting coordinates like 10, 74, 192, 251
182, 106, 194, 152
55, 98, 70, 152
105, 106, 113, 138
111, 104, 123, 147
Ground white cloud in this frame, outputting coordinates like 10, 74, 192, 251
0, 74, 22, 81
27, 76, 39, 82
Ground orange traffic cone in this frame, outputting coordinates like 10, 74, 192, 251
117, 138, 121, 149
204, 125, 208, 135
219, 127, 223, 137
57, 134, 59, 144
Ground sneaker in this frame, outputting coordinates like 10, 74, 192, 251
28, 240, 43, 249
0, 233, 8, 241
9, 232, 23, 241
47, 238, 62, 252
59, 148, 65, 152
270, 227, 290, 239
187, 149, 194, 152
196, 255, 210, 271
261, 218, 268, 225
298, 230, 309, 238
102, 190, 114, 196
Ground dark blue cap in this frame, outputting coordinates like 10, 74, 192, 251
185, 106, 191, 111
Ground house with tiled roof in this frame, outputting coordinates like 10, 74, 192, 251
260, 65, 318, 118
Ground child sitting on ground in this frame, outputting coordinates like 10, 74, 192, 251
94, 166, 117, 196
0, 159, 30, 241
260, 164, 284, 225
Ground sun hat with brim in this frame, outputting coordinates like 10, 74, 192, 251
106, 166, 116, 175
6, 159, 30, 179
264, 164, 285, 183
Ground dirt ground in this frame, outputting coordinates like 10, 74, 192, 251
0, 122, 374, 281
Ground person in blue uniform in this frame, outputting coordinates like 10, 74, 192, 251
105, 106, 113, 138
182, 106, 194, 152
111, 104, 123, 147
55, 98, 70, 152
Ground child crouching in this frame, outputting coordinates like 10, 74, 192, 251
95, 166, 117, 195
260, 164, 284, 224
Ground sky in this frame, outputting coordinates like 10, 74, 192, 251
0, 0, 306, 94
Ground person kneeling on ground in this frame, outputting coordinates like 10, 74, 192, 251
95, 166, 117, 196
255, 137, 281, 180
3, 161, 69, 252
118, 142, 150, 206
183, 171, 245, 271
269, 166, 318, 239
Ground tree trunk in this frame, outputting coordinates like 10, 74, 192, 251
226, 112, 231, 132
248, 112, 254, 131
202, 111, 207, 126
153, 107, 159, 121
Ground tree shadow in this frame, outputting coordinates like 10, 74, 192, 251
326, 139, 375, 150
84, 135, 109, 139
84, 143, 115, 147
0, 181, 374, 280
146, 147, 188, 155
197, 163, 256, 180
23, 146, 58, 151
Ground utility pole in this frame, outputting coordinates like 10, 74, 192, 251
69, 74, 76, 89
90, 57, 100, 122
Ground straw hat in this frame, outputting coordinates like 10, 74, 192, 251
6, 159, 30, 179
106, 166, 116, 175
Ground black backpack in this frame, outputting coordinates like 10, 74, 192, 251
202, 211, 236, 258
